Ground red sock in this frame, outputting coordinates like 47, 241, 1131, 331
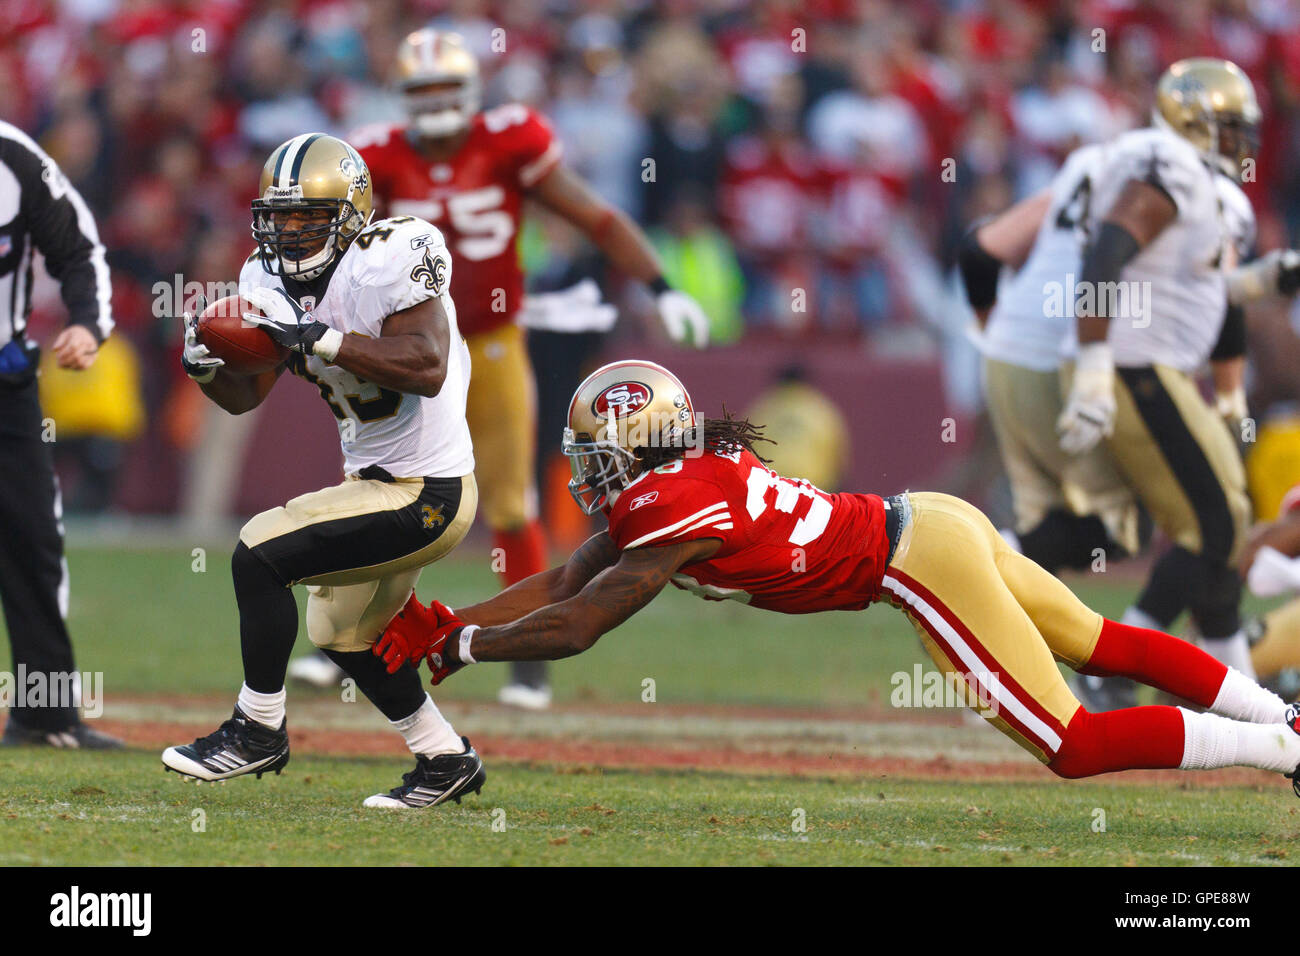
1081, 618, 1227, 707
1049, 706, 1185, 778
493, 521, 548, 587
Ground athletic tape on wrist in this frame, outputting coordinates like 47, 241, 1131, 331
314, 328, 344, 362
458, 625, 478, 664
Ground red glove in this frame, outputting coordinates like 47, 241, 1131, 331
374, 593, 459, 674
425, 615, 475, 686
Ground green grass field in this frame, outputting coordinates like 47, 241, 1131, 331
3, 750, 1295, 866
2, 543, 1296, 867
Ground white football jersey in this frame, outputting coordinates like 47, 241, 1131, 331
982, 143, 1103, 371
239, 215, 475, 479
1216, 174, 1256, 270
1063, 127, 1253, 372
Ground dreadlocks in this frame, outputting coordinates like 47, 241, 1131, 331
635, 406, 775, 471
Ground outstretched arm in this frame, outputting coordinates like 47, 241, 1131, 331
530, 164, 663, 282
455, 532, 621, 626
530, 164, 709, 345
466, 537, 718, 661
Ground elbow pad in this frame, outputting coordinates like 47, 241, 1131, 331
1077, 222, 1141, 319
956, 225, 1002, 310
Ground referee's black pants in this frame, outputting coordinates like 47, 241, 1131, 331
0, 373, 78, 730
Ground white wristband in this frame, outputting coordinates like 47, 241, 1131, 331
1075, 341, 1113, 374
457, 625, 478, 664
313, 328, 344, 362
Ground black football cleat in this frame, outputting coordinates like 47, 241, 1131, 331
2, 718, 124, 750
363, 736, 485, 809
161, 706, 289, 782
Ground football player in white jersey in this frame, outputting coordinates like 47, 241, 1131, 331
1055, 58, 1273, 697
161, 134, 486, 809
960, 143, 1145, 574
963, 59, 1300, 710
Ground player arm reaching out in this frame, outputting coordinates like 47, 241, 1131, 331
529, 164, 709, 346
375, 537, 718, 676
450, 532, 621, 626
1057, 179, 1177, 454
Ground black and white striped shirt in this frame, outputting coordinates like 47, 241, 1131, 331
0, 120, 113, 359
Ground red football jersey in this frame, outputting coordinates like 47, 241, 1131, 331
607, 448, 892, 614
351, 104, 563, 336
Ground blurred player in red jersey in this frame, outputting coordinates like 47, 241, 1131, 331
283, 30, 709, 707
377, 360, 1300, 794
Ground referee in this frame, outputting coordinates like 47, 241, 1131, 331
0, 120, 120, 748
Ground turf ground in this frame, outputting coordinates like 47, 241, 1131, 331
2, 541, 1297, 867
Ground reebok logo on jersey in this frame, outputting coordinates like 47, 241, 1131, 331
410, 233, 437, 249
629, 491, 659, 511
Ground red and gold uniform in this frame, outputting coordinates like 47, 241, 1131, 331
606, 446, 1109, 764
353, 105, 561, 577
609, 448, 891, 613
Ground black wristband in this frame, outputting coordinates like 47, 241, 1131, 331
648, 275, 672, 296
298, 321, 329, 356
956, 227, 1002, 310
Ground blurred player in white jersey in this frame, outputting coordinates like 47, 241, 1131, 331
964, 58, 1300, 709
160, 133, 485, 809
960, 143, 1145, 574
1055, 58, 1269, 702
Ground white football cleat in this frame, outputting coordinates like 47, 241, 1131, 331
287, 652, 345, 688
497, 683, 552, 711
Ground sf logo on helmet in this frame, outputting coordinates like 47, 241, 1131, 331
592, 382, 652, 419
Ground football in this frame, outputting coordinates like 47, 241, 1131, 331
195, 294, 289, 375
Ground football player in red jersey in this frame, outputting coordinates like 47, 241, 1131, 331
339, 29, 708, 708
377, 359, 1300, 793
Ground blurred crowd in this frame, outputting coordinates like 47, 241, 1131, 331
5, 0, 1300, 512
